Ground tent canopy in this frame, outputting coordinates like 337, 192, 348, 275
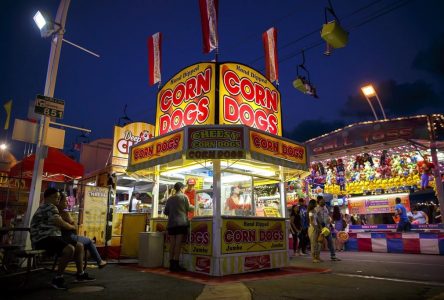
9, 147, 84, 182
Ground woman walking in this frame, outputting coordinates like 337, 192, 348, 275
307, 199, 321, 263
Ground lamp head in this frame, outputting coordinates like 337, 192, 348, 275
33, 10, 55, 38
361, 85, 376, 97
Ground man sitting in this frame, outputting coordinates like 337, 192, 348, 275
30, 187, 95, 290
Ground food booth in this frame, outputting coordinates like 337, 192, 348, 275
77, 122, 156, 258
127, 62, 308, 275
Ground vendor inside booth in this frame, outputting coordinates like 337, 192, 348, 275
127, 62, 308, 276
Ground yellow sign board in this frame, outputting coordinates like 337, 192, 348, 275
112, 122, 155, 166
219, 63, 282, 136
190, 220, 212, 256
249, 130, 306, 164
130, 130, 184, 166
155, 63, 216, 136
83, 186, 108, 246
221, 218, 285, 254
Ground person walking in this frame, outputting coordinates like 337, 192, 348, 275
315, 195, 341, 261
395, 197, 411, 232
297, 198, 309, 255
332, 205, 345, 251
31, 187, 95, 290
164, 182, 193, 272
307, 199, 321, 263
56, 192, 107, 269
289, 204, 300, 256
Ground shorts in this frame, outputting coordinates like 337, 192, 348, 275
34, 236, 76, 256
168, 226, 189, 236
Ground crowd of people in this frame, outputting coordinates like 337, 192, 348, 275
290, 196, 344, 263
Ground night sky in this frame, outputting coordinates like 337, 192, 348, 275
1, 0, 443, 160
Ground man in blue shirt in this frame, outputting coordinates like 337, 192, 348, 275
395, 197, 411, 232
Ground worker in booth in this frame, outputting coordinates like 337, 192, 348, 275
184, 178, 196, 218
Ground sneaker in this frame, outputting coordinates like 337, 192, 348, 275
51, 277, 68, 290
312, 259, 321, 263
331, 256, 341, 261
75, 272, 96, 283
98, 260, 107, 269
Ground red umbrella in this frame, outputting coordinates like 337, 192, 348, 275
9, 147, 84, 182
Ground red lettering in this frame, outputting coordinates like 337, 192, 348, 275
160, 90, 173, 112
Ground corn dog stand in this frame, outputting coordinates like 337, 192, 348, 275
127, 62, 308, 276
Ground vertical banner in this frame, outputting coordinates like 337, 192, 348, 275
148, 32, 162, 86
83, 186, 109, 246
262, 27, 279, 83
199, 0, 219, 54
3, 99, 12, 130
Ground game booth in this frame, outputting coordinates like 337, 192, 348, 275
305, 115, 444, 255
127, 62, 308, 276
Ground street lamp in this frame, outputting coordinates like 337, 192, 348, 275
23, 0, 71, 248
361, 84, 387, 120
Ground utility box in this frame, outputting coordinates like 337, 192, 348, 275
138, 232, 165, 268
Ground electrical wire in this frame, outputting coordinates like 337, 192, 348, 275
255, 0, 415, 67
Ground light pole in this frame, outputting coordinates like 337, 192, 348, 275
23, 0, 71, 248
361, 84, 387, 120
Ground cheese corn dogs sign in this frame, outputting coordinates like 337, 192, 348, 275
221, 218, 285, 254
155, 62, 282, 137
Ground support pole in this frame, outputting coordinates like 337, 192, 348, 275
212, 159, 221, 275
23, 0, 71, 249
152, 166, 160, 218
365, 96, 379, 121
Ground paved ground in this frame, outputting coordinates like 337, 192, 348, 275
1, 251, 444, 300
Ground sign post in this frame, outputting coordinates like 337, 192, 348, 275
34, 94, 65, 119
23, 0, 71, 249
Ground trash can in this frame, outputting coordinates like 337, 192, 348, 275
138, 232, 165, 268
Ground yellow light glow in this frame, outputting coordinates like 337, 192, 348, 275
0, 143, 7, 150
361, 85, 376, 97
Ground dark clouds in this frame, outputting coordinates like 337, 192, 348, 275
340, 79, 442, 119
412, 33, 444, 78
284, 119, 345, 143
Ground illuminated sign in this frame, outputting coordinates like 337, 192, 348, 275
219, 63, 282, 136
130, 130, 184, 166
348, 194, 410, 215
155, 63, 216, 136
221, 218, 285, 254
306, 116, 430, 156
186, 126, 245, 160
249, 130, 306, 164
112, 122, 155, 166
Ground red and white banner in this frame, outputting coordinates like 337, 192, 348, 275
262, 27, 279, 83
148, 32, 162, 86
199, 0, 218, 54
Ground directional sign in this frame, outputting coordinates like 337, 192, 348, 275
34, 94, 65, 119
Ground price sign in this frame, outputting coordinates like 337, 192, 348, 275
34, 94, 65, 119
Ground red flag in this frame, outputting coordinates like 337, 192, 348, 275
199, 0, 218, 54
148, 32, 162, 86
262, 27, 279, 83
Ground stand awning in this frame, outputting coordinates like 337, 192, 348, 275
9, 147, 84, 182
